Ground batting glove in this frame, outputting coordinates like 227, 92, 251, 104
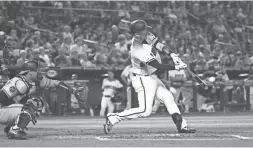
170, 53, 182, 65
175, 62, 187, 71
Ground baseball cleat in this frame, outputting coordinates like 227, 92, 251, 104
103, 117, 113, 134
6, 126, 27, 140
4, 125, 12, 134
178, 126, 196, 133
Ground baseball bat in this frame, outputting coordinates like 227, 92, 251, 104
120, 19, 131, 24
83, 39, 109, 47
186, 67, 208, 90
126, 86, 132, 109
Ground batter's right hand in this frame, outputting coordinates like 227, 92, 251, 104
175, 62, 187, 71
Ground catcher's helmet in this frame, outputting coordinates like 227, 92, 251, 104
22, 61, 38, 71
130, 20, 152, 35
19, 60, 40, 75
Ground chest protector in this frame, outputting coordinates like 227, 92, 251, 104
2, 76, 30, 98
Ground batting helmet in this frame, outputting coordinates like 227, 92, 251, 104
130, 20, 152, 35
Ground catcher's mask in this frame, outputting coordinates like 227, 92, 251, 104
26, 96, 45, 112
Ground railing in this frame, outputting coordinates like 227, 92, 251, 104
1, 67, 252, 115
164, 80, 252, 111
22, 5, 194, 24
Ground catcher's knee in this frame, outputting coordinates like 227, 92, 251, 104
15, 96, 44, 129
0, 104, 23, 125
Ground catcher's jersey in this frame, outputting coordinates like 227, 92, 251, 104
2, 76, 31, 98
130, 41, 162, 75
1, 74, 60, 99
102, 78, 123, 97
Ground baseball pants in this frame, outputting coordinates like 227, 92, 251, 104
107, 74, 187, 128
0, 104, 23, 125
100, 95, 115, 116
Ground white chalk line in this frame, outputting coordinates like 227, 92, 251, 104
231, 135, 253, 140
94, 137, 236, 141
95, 134, 253, 141
38, 118, 253, 124
44, 135, 95, 140
34, 123, 253, 129
43, 133, 253, 141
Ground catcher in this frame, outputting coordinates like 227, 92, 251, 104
0, 60, 79, 139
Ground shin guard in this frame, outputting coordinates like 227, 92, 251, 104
15, 111, 33, 129
171, 113, 183, 131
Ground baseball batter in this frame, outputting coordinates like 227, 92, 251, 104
0, 60, 79, 139
100, 70, 123, 116
104, 20, 196, 134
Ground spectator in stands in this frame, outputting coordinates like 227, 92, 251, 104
38, 46, 52, 66
31, 48, 40, 61
0, 65, 10, 80
54, 49, 71, 67
8, 29, 19, 48
195, 52, 207, 69
62, 25, 74, 43
25, 39, 35, 51
70, 37, 88, 55
79, 53, 96, 69
114, 34, 129, 66
93, 46, 109, 69
72, 25, 82, 40
69, 51, 81, 66
60, 36, 72, 55
32, 31, 42, 48
16, 50, 27, 66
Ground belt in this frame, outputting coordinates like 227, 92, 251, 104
133, 72, 155, 77
104, 95, 112, 98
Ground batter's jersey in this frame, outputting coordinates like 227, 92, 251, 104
102, 78, 123, 97
130, 42, 162, 75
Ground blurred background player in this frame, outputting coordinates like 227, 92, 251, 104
0, 60, 80, 139
70, 74, 89, 115
100, 69, 123, 116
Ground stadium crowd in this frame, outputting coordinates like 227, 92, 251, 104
0, 1, 253, 115
0, 1, 253, 71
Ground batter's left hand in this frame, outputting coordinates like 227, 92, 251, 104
175, 62, 187, 71
170, 53, 182, 65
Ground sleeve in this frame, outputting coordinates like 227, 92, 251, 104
39, 76, 60, 88
137, 49, 156, 64
145, 32, 165, 52
115, 80, 123, 88
121, 66, 130, 78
